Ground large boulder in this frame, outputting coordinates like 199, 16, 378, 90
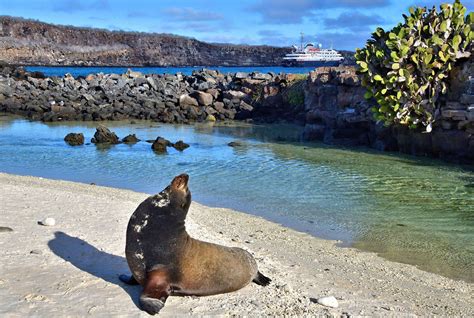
191, 91, 213, 106
64, 133, 84, 146
179, 94, 199, 107
223, 90, 247, 100
91, 125, 120, 144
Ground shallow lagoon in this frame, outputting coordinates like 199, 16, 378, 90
0, 115, 472, 282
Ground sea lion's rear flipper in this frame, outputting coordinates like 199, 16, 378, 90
140, 269, 171, 315
253, 271, 271, 286
119, 274, 139, 285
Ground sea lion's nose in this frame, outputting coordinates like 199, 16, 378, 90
172, 173, 189, 190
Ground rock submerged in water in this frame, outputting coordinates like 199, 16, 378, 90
173, 140, 190, 151
316, 296, 339, 308
91, 125, 120, 144
151, 137, 171, 153
122, 134, 140, 143
228, 141, 243, 147
64, 133, 84, 146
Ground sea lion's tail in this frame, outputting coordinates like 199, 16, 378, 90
253, 271, 271, 286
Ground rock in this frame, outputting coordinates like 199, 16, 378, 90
173, 140, 190, 151
191, 91, 213, 106
228, 141, 243, 147
146, 77, 158, 90
91, 125, 120, 144
206, 114, 216, 122
223, 90, 247, 100
151, 137, 171, 153
239, 101, 254, 112
179, 94, 199, 107
122, 134, 140, 143
30, 249, 42, 255
39, 217, 56, 226
252, 72, 272, 81
234, 72, 248, 79
127, 69, 143, 78
64, 133, 84, 146
316, 296, 339, 308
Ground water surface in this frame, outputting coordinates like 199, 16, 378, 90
26, 66, 315, 78
0, 115, 472, 282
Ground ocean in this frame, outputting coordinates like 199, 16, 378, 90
26, 66, 317, 78
0, 115, 473, 282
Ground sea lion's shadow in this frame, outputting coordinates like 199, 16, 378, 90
48, 231, 140, 308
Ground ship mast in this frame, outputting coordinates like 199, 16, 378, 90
300, 32, 304, 51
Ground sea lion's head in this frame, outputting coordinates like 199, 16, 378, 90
170, 173, 191, 213
150, 174, 191, 218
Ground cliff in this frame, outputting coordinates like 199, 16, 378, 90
0, 16, 291, 66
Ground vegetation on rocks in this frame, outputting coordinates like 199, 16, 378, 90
355, 0, 473, 131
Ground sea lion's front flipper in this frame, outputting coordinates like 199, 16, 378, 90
253, 271, 271, 286
139, 269, 171, 315
119, 274, 139, 285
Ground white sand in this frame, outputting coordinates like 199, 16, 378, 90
0, 173, 472, 317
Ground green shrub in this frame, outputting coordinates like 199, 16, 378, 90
355, 0, 473, 131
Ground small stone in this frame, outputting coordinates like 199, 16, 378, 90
316, 296, 339, 308
39, 217, 56, 226
0, 226, 13, 232
30, 249, 42, 255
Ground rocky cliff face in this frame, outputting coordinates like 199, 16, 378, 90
0, 16, 291, 66
302, 60, 474, 163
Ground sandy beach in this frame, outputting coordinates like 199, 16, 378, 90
0, 172, 472, 317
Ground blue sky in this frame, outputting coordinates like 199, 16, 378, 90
1, 0, 473, 50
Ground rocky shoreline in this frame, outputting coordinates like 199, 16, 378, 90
1, 60, 473, 163
0, 64, 303, 124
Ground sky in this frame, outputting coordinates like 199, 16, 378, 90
1, 0, 473, 50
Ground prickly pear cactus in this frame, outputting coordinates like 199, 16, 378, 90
355, 0, 473, 131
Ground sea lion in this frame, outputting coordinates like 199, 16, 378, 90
120, 174, 271, 315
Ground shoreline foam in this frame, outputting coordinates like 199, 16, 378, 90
0, 173, 472, 316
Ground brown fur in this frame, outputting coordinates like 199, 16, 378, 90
123, 174, 269, 315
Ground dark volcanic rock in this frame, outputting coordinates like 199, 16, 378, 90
228, 141, 243, 147
122, 134, 140, 143
64, 133, 84, 146
91, 125, 120, 144
173, 140, 190, 151
151, 137, 171, 153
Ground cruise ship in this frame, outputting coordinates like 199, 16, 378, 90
282, 34, 344, 67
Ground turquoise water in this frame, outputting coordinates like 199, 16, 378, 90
0, 115, 473, 282
25, 66, 315, 78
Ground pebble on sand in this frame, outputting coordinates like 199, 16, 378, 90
39, 217, 56, 226
317, 296, 339, 308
